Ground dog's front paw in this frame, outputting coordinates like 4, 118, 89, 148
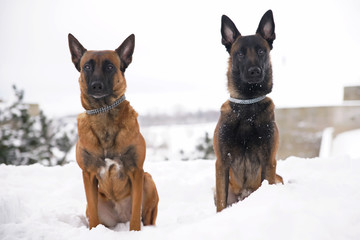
88, 219, 100, 230
275, 174, 284, 184
130, 222, 141, 231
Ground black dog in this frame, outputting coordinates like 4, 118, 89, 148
214, 10, 283, 212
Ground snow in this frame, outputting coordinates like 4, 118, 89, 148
1, 160, 360, 239
319, 127, 334, 158
331, 129, 360, 160
1, 130, 360, 240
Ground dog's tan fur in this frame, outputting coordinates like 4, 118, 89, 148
69, 34, 158, 231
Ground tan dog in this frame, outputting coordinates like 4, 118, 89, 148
68, 33, 158, 231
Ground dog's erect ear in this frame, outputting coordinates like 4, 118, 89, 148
116, 34, 135, 72
68, 33, 87, 72
256, 10, 276, 49
221, 15, 241, 53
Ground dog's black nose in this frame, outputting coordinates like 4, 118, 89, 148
91, 82, 104, 91
248, 67, 261, 77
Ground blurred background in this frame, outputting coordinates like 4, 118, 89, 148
1, 0, 360, 165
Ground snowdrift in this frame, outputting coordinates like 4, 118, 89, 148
1, 155, 360, 240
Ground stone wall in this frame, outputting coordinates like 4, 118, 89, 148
276, 104, 360, 159
344, 86, 360, 101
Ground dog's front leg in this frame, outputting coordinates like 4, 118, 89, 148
216, 159, 230, 212
129, 168, 144, 231
265, 160, 284, 185
265, 124, 283, 185
82, 171, 100, 229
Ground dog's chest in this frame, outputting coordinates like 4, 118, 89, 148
98, 158, 124, 180
90, 123, 130, 158
219, 105, 275, 153
94, 123, 121, 148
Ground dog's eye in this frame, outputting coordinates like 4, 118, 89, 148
84, 64, 92, 71
238, 52, 245, 59
106, 64, 114, 72
258, 49, 265, 56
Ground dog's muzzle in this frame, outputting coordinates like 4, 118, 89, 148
246, 66, 263, 83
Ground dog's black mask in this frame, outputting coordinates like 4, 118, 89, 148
221, 10, 276, 98
82, 56, 116, 99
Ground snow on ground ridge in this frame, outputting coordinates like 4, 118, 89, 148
1, 154, 360, 240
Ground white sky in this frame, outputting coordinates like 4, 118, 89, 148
1, 0, 360, 117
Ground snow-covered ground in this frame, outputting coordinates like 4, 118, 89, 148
1, 129, 360, 240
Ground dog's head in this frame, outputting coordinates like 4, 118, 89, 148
221, 10, 275, 99
68, 34, 134, 109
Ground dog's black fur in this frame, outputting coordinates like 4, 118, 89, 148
214, 10, 283, 212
